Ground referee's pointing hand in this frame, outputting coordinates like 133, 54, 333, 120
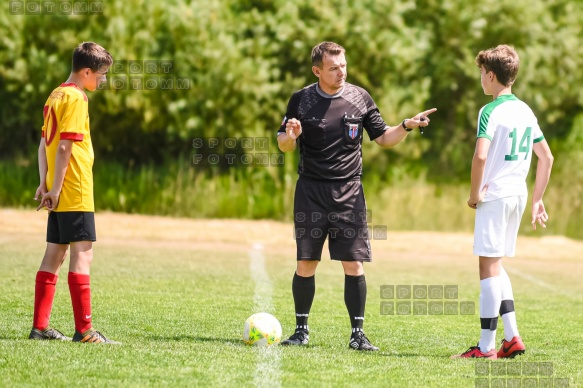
409, 108, 438, 129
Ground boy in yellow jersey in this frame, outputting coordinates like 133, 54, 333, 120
30, 42, 119, 344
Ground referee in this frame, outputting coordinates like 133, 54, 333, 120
277, 41, 436, 350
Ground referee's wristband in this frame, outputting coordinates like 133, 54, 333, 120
402, 119, 413, 132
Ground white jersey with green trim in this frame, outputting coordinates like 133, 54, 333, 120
476, 94, 545, 202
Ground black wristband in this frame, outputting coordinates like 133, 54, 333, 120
402, 119, 413, 132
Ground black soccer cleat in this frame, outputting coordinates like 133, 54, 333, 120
72, 328, 121, 344
29, 327, 71, 341
348, 331, 379, 351
280, 329, 309, 346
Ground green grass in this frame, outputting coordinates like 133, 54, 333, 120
1, 212, 582, 387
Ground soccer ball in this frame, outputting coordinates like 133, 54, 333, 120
242, 312, 282, 346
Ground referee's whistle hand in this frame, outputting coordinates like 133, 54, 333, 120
286, 118, 302, 140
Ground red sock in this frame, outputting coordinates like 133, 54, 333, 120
68, 272, 92, 334
33, 271, 58, 331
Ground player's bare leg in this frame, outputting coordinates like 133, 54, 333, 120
69, 240, 93, 274
479, 256, 502, 280
39, 243, 69, 273
296, 260, 319, 277
341, 261, 363, 276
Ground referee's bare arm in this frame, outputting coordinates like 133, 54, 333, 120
278, 118, 303, 152
374, 108, 437, 149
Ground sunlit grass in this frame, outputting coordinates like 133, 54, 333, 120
0, 211, 581, 386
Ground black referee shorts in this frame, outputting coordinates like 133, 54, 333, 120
294, 177, 371, 262
46, 211, 97, 244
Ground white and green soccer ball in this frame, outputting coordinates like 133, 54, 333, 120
242, 312, 282, 346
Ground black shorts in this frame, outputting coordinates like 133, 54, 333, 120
294, 177, 371, 262
46, 211, 97, 244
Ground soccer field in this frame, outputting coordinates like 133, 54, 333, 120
1, 209, 582, 387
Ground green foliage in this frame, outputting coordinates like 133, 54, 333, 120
0, 159, 37, 207
405, 0, 583, 177
544, 113, 583, 238
1, 0, 583, 236
93, 161, 291, 220
2, 0, 582, 168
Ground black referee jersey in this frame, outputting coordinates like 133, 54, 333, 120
278, 82, 387, 181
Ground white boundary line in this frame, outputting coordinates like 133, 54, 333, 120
505, 266, 580, 300
249, 242, 282, 388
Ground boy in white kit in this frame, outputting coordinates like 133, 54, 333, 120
452, 45, 554, 359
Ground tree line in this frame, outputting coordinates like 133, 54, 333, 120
1, 0, 582, 181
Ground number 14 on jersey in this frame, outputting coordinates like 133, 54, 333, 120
505, 127, 531, 161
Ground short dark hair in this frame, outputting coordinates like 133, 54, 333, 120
311, 42, 345, 68
475, 45, 519, 87
72, 42, 113, 73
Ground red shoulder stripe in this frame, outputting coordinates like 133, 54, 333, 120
60, 132, 84, 141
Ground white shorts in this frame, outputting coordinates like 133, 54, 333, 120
473, 195, 527, 258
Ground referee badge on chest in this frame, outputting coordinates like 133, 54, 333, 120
343, 113, 363, 142
348, 123, 359, 139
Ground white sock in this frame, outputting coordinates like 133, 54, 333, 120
500, 267, 519, 341
479, 276, 501, 352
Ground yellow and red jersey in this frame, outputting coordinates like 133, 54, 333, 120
42, 83, 94, 212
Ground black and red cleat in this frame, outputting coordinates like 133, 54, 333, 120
451, 344, 497, 359
497, 336, 525, 359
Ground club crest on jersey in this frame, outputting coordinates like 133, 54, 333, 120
348, 123, 359, 139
